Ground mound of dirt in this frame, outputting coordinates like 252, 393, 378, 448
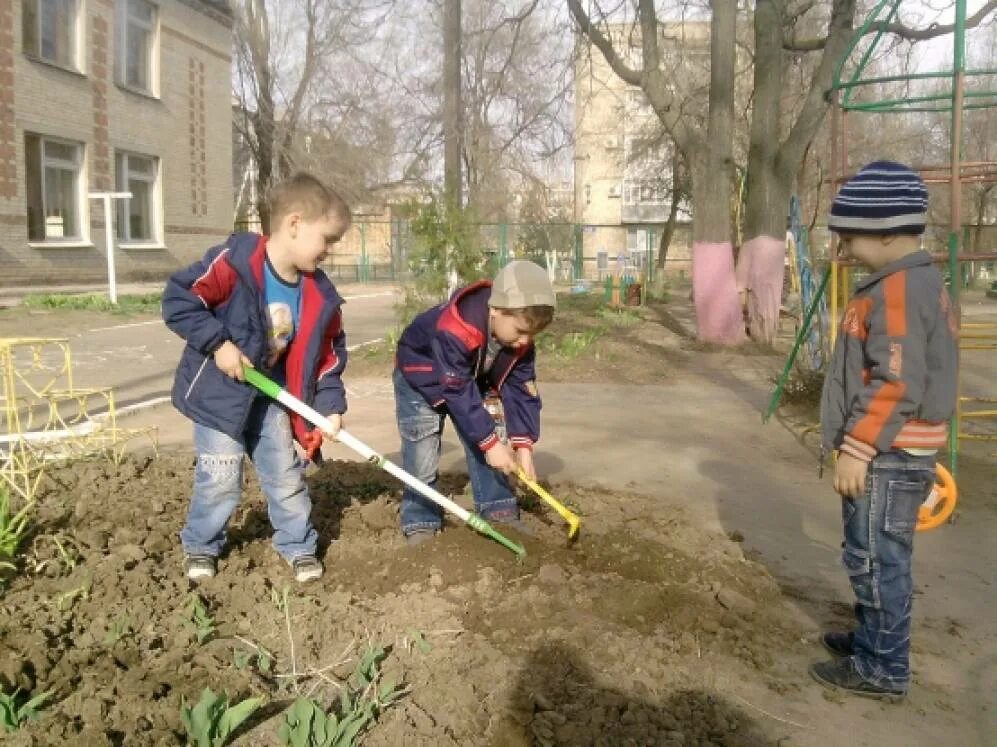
0, 455, 808, 746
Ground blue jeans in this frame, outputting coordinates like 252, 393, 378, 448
394, 369, 518, 534
180, 397, 317, 561
841, 450, 935, 691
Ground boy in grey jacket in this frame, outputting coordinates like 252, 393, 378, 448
811, 161, 958, 700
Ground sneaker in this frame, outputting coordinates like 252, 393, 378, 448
291, 555, 324, 583
184, 554, 216, 581
809, 658, 906, 702
405, 528, 438, 547
821, 631, 855, 658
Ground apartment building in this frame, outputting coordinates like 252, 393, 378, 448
574, 21, 707, 279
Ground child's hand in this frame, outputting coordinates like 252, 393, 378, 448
516, 448, 537, 481
485, 442, 518, 475
834, 452, 869, 498
301, 429, 323, 462
214, 341, 252, 381
322, 414, 342, 441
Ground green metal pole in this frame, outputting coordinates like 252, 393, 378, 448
646, 227, 656, 285
573, 224, 583, 280
763, 267, 831, 423
499, 222, 508, 266
360, 222, 369, 283
947, 0, 966, 478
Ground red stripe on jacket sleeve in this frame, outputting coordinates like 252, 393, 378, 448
191, 249, 237, 308
316, 310, 343, 380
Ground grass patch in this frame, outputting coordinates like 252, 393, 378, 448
536, 328, 603, 359
22, 292, 162, 314
596, 305, 643, 326
534, 292, 626, 360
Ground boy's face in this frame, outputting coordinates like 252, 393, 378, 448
489, 309, 535, 349
837, 233, 888, 269
283, 211, 349, 273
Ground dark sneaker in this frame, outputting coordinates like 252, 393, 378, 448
821, 631, 855, 658
809, 658, 906, 702
405, 528, 438, 547
291, 555, 323, 583
184, 554, 217, 581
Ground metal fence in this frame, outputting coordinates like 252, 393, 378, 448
232, 218, 695, 284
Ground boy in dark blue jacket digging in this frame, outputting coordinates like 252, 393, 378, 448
394, 261, 556, 545
163, 173, 350, 582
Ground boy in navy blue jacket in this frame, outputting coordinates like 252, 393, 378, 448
163, 173, 350, 582
394, 260, 556, 544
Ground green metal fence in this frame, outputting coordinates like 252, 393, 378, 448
232, 218, 692, 284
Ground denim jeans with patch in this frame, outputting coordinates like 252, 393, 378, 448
394, 368, 518, 535
841, 449, 935, 691
180, 396, 317, 561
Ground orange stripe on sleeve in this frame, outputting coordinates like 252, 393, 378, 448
850, 379, 907, 446
883, 271, 907, 336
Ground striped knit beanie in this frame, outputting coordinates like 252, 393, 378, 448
828, 160, 928, 235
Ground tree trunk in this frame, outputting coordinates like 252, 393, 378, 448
740, 0, 857, 343
253, 110, 274, 235
443, 0, 462, 208
244, 0, 275, 234
689, 1, 744, 344
656, 195, 680, 271
744, 0, 792, 242
656, 149, 684, 271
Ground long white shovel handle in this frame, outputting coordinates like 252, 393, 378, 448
242, 367, 525, 557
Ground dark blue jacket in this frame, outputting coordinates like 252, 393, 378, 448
162, 233, 347, 448
396, 281, 541, 452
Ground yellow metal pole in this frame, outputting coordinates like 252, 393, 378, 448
830, 260, 839, 347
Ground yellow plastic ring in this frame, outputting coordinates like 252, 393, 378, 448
916, 463, 958, 532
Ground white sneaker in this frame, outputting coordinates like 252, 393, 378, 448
291, 555, 323, 583
184, 554, 217, 581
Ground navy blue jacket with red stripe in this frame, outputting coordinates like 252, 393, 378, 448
162, 232, 347, 449
396, 281, 541, 453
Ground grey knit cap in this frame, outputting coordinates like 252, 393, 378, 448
488, 261, 556, 309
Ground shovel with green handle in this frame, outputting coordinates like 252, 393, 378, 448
242, 366, 526, 559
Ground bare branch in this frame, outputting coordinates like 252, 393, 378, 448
785, 0, 997, 51
566, 0, 641, 86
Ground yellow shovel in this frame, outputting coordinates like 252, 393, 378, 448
517, 469, 581, 540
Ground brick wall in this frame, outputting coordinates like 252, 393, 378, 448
0, 0, 16, 200
0, 0, 233, 286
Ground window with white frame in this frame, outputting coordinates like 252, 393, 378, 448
115, 151, 159, 243
623, 179, 667, 207
25, 134, 85, 242
22, 0, 81, 70
118, 0, 158, 94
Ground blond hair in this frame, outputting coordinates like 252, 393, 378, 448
269, 172, 351, 230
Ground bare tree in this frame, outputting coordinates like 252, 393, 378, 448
232, 0, 390, 231
460, 0, 574, 220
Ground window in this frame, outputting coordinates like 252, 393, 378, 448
623, 179, 666, 207
25, 134, 85, 242
115, 151, 159, 242
118, 0, 158, 94
22, 0, 80, 70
